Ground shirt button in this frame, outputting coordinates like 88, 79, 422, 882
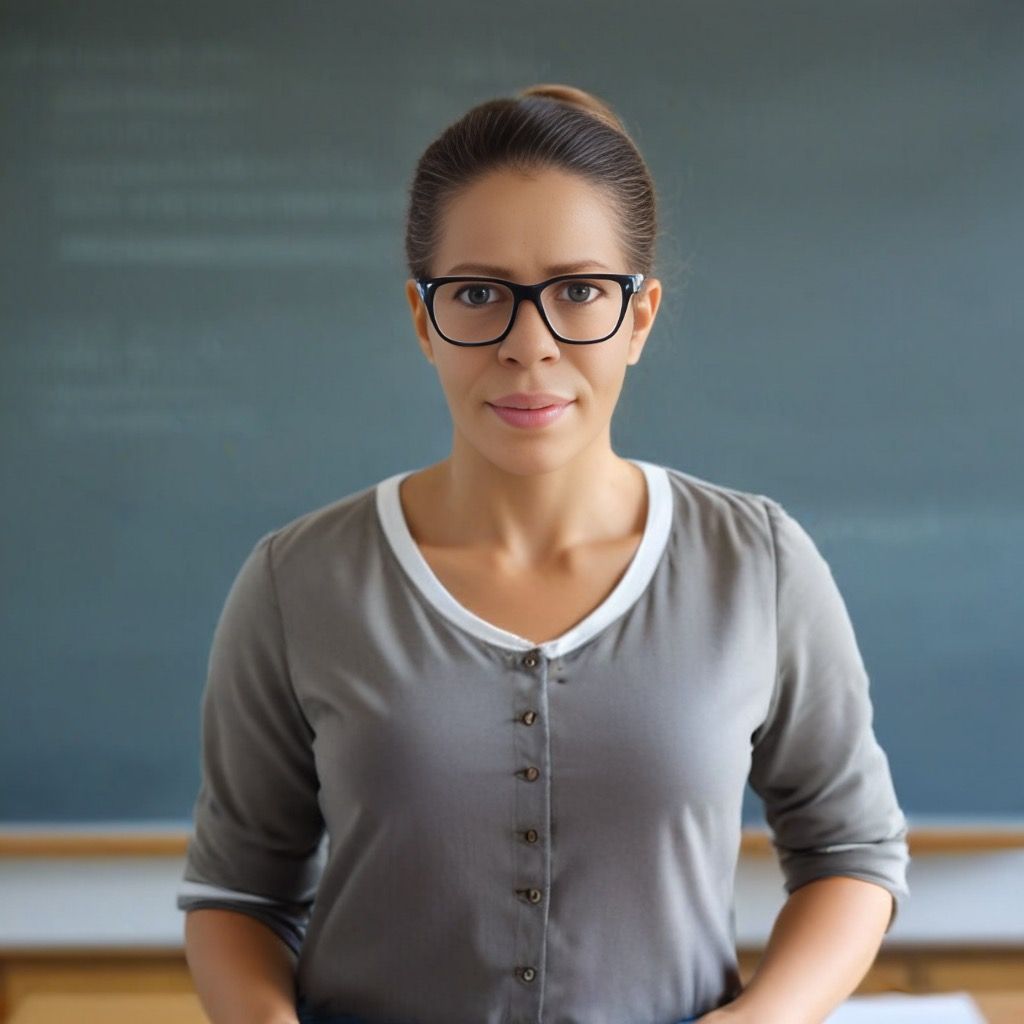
515, 886, 544, 903
517, 965, 537, 983
524, 828, 539, 843
522, 651, 540, 668
520, 765, 540, 781
520, 709, 537, 725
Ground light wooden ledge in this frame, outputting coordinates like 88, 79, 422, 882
1, 826, 1023, 858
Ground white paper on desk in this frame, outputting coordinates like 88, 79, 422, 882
824, 990, 986, 1023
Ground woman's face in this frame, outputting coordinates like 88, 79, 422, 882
404, 165, 662, 475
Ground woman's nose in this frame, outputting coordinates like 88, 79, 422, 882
498, 298, 561, 357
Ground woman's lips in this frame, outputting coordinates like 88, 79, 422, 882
486, 401, 574, 428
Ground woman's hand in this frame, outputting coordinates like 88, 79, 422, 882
694, 1003, 762, 1023
692, 999, 770, 1024
694, 877, 897, 1024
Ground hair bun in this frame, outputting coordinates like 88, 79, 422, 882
517, 83, 627, 136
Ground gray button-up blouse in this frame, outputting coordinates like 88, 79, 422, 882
176, 458, 910, 1024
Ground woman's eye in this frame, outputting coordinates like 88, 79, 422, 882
456, 285, 493, 305
562, 282, 602, 302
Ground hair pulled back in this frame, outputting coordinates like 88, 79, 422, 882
404, 83, 658, 282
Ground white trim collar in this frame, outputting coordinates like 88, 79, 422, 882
375, 459, 673, 659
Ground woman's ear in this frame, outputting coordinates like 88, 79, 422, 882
405, 279, 436, 365
626, 276, 662, 366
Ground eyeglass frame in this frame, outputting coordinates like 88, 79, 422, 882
414, 272, 645, 347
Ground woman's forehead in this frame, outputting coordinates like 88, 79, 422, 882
434, 169, 626, 275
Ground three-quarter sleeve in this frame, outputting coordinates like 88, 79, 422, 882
176, 530, 326, 955
748, 499, 910, 933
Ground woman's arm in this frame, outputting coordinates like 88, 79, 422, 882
177, 533, 326, 1022
699, 875, 895, 1024
184, 908, 301, 1024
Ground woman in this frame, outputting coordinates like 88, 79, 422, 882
178, 84, 910, 1024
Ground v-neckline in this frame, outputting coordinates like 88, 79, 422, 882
375, 458, 674, 660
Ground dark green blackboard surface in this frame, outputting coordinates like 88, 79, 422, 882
2, 1, 1021, 825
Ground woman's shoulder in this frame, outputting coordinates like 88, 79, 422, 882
245, 471, 400, 581
656, 461, 782, 531
655, 461, 827, 576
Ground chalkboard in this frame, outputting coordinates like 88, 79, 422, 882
2, 0, 1021, 826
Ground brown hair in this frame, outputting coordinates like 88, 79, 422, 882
404, 83, 660, 284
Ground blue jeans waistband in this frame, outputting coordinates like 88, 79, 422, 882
295, 1000, 697, 1024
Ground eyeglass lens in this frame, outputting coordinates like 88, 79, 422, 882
431, 278, 624, 344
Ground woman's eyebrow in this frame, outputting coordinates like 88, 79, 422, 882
443, 259, 612, 276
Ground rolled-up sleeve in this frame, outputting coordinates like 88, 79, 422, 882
748, 499, 910, 932
175, 530, 326, 955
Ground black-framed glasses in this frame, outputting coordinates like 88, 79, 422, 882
414, 272, 645, 346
